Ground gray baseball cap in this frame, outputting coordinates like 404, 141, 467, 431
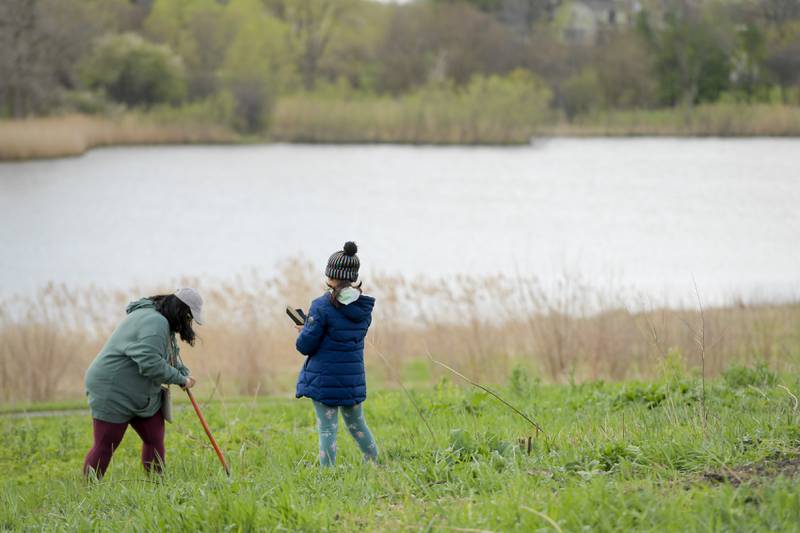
175, 287, 204, 325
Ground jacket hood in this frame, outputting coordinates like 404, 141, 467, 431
126, 298, 155, 314
338, 294, 375, 322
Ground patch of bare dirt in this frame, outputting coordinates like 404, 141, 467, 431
702, 452, 800, 487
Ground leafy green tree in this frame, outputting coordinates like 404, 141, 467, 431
220, 0, 293, 132
80, 33, 187, 107
638, 5, 732, 106
521, 28, 572, 97
730, 24, 767, 101
317, 2, 387, 92
144, 0, 237, 100
463, 68, 552, 127
561, 68, 603, 118
764, 22, 800, 102
593, 30, 659, 109
266, 0, 356, 91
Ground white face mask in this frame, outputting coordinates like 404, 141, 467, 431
336, 286, 361, 305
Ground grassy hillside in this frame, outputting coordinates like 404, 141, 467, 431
2, 365, 799, 531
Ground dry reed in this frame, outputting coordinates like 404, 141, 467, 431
1, 259, 798, 405
3, 101, 798, 162
547, 104, 800, 137
270, 97, 540, 145
0, 114, 235, 161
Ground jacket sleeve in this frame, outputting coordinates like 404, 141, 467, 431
177, 362, 190, 377
127, 334, 187, 386
173, 342, 191, 377
295, 301, 326, 356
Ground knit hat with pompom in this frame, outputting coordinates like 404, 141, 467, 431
325, 241, 360, 281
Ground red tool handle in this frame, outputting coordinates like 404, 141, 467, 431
185, 388, 230, 476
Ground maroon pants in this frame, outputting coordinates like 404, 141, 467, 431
83, 410, 165, 478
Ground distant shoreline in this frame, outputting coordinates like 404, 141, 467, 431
3, 104, 800, 162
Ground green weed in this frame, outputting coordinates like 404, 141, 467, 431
723, 362, 779, 389
1, 378, 799, 531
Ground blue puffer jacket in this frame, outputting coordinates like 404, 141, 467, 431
295, 292, 375, 406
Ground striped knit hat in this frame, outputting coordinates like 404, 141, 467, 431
325, 241, 360, 281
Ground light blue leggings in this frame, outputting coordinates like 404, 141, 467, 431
312, 401, 378, 467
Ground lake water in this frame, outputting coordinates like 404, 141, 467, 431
1, 139, 798, 305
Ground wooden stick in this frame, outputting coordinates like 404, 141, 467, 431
185, 388, 230, 476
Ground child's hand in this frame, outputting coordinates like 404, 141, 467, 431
294, 324, 303, 332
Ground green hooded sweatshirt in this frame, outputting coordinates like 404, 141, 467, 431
85, 299, 190, 423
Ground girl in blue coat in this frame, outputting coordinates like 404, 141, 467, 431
295, 241, 378, 466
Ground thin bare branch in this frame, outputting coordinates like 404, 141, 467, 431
424, 346, 545, 435
367, 338, 436, 442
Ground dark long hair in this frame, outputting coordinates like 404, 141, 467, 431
149, 294, 196, 345
327, 279, 362, 308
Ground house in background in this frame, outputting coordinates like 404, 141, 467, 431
559, 0, 643, 43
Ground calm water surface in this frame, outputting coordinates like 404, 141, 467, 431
1, 139, 798, 304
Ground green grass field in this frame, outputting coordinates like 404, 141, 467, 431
2, 363, 799, 532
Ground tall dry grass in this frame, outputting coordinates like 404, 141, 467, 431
3, 101, 798, 162
549, 103, 800, 137
270, 72, 553, 145
1, 260, 798, 404
0, 114, 235, 161
270, 96, 541, 145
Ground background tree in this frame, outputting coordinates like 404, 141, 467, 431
561, 68, 603, 118
145, 0, 237, 100
376, 3, 439, 94
638, 4, 733, 106
316, 3, 387, 92
439, 0, 555, 36
220, 0, 292, 132
522, 30, 590, 114
84, 0, 154, 33
2, 0, 800, 124
593, 30, 659, 109
376, 2, 522, 94
425, 2, 523, 85
758, 0, 800, 32
729, 23, 768, 101
270, 0, 356, 91
764, 22, 800, 103
0, 0, 96, 117
80, 33, 187, 108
